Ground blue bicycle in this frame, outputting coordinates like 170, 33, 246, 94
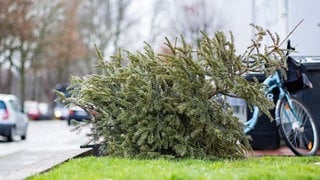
244, 41, 319, 156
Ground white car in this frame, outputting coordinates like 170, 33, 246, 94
0, 94, 28, 141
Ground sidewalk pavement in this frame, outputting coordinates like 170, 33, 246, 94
0, 148, 91, 180
250, 146, 320, 156
250, 146, 296, 156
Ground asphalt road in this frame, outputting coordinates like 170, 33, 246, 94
0, 120, 91, 179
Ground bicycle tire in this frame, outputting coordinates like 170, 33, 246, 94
278, 97, 319, 156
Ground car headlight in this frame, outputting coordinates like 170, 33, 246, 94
54, 111, 62, 118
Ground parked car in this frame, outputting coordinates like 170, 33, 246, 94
0, 94, 28, 141
24, 100, 41, 120
67, 106, 91, 125
38, 102, 52, 120
53, 102, 69, 120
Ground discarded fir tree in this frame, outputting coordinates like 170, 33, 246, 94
57, 26, 286, 159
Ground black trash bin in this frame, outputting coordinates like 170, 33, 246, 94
293, 59, 320, 137
245, 73, 280, 150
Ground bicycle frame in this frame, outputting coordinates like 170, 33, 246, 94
243, 71, 293, 134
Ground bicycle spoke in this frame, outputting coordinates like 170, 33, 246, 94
279, 97, 319, 156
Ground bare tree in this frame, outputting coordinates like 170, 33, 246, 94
51, 1, 87, 82
22, 0, 88, 104
0, 0, 88, 104
77, 0, 136, 70
25, 0, 65, 101
150, 0, 233, 45
0, 0, 35, 104
0, 0, 142, 105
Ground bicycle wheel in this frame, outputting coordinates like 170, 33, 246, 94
278, 97, 319, 156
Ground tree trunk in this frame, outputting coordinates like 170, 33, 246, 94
19, 42, 27, 108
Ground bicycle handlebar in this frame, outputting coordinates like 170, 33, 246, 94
286, 40, 295, 56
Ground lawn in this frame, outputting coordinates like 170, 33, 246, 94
28, 156, 320, 180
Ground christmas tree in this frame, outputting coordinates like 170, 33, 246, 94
57, 26, 286, 159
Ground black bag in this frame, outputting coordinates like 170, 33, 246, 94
283, 57, 312, 93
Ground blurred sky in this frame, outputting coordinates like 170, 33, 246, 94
130, 0, 320, 55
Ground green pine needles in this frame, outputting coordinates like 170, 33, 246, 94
57, 26, 286, 159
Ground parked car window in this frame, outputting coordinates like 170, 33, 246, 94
9, 99, 21, 112
0, 101, 6, 109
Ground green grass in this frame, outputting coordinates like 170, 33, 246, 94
29, 156, 320, 180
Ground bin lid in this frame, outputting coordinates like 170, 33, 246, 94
291, 56, 320, 70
